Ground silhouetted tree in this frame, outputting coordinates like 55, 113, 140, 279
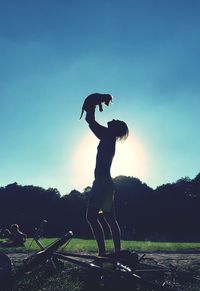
0, 173, 200, 240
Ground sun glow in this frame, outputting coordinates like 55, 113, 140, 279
72, 133, 148, 191
112, 134, 148, 179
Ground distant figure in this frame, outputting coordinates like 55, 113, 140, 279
0, 224, 27, 247
84, 94, 129, 256
2, 229, 11, 239
80, 93, 112, 119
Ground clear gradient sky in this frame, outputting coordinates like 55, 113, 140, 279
0, 0, 200, 195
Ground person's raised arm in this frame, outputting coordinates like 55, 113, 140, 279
85, 106, 95, 125
85, 106, 107, 140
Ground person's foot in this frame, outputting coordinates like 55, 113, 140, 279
98, 252, 106, 257
99, 252, 117, 258
102, 250, 139, 261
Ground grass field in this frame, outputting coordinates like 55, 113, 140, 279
24, 238, 200, 253
1, 237, 200, 253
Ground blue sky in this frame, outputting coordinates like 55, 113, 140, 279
0, 0, 200, 195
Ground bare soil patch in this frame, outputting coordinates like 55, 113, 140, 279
6, 251, 200, 270
5, 251, 200, 290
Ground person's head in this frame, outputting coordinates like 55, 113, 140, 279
107, 119, 129, 141
11, 224, 19, 232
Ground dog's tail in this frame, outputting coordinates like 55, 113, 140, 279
79, 109, 84, 119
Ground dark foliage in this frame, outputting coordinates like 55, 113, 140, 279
0, 173, 200, 241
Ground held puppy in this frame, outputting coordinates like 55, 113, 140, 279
80, 93, 113, 119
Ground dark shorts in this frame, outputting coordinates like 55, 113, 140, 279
89, 177, 114, 213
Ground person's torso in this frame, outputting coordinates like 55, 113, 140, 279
94, 136, 116, 178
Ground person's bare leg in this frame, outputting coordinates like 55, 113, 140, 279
104, 212, 121, 253
86, 206, 106, 256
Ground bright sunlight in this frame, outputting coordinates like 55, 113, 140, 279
72, 133, 148, 191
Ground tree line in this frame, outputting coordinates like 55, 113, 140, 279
0, 173, 199, 241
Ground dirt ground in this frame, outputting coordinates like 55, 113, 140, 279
138, 252, 200, 269
7, 251, 200, 267
4, 252, 200, 290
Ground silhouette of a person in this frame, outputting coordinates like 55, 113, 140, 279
9, 224, 27, 246
85, 99, 129, 256
0, 224, 27, 247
